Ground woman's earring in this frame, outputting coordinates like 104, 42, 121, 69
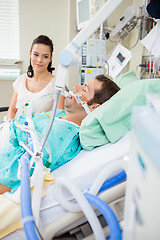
27, 60, 34, 77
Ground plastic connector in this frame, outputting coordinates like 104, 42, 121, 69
139, 64, 147, 67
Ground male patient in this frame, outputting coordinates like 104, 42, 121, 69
0, 74, 120, 194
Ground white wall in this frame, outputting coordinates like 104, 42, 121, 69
19, 0, 70, 75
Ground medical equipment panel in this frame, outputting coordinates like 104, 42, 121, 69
110, 6, 139, 39
78, 38, 106, 67
76, 0, 106, 31
78, 38, 105, 84
123, 102, 160, 240
140, 55, 160, 79
79, 66, 104, 85
105, 43, 131, 79
76, 0, 92, 30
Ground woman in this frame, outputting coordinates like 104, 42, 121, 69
7, 35, 56, 120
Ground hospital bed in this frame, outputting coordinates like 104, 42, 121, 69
1, 74, 160, 240
1, 132, 130, 240
1, 77, 160, 239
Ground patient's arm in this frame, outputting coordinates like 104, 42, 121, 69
0, 183, 11, 194
57, 95, 65, 110
7, 91, 18, 120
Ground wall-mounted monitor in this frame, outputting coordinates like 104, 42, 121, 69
76, 0, 92, 30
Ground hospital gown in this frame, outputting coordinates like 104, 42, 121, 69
0, 109, 81, 193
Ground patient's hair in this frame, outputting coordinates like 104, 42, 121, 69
27, 35, 55, 78
87, 74, 120, 106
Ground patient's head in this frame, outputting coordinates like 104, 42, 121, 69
64, 75, 120, 126
74, 74, 120, 111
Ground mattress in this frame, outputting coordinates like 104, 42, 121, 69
2, 132, 131, 240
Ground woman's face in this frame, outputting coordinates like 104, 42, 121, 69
30, 43, 52, 73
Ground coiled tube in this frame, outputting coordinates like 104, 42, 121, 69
84, 192, 122, 240
54, 177, 106, 240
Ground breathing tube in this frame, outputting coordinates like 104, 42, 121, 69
54, 160, 125, 239
89, 160, 125, 196
69, 91, 91, 115
54, 177, 106, 240
54, 172, 124, 240
40, 89, 61, 152
61, 89, 91, 115
54, 160, 125, 212
84, 192, 122, 240
17, 99, 50, 238
14, 100, 52, 168
18, 91, 61, 240
99, 170, 126, 193
20, 133, 39, 240
55, 161, 126, 212
39, 87, 91, 153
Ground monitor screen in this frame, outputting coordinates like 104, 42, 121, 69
76, 0, 91, 30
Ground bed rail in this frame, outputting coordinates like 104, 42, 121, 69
0, 107, 9, 112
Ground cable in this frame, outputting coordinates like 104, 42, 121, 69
35, 223, 44, 240
129, 29, 140, 50
105, 60, 110, 76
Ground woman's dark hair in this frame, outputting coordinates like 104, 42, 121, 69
27, 35, 55, 78
87, 74, 120, 106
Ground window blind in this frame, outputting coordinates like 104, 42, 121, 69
0, 0, 19, 62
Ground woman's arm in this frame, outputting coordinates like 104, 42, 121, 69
7, 91, 18, 120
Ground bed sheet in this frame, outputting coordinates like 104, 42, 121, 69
1, 132, 131, 240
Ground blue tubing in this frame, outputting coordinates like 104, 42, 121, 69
20, 134, 39, 240
85, 192, 122, 240
99, 170, 126, 193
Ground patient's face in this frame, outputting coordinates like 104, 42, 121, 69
73, 78, 102, 103
64, 94, 85, 112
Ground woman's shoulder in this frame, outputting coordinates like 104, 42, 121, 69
14, 73, 27, 84
50, 75, 55, 84
13, 73, 27, 91
45, 75, 55, 90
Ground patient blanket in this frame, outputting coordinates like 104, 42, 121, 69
0, 109, 81, 193
0, 173, 54, 238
